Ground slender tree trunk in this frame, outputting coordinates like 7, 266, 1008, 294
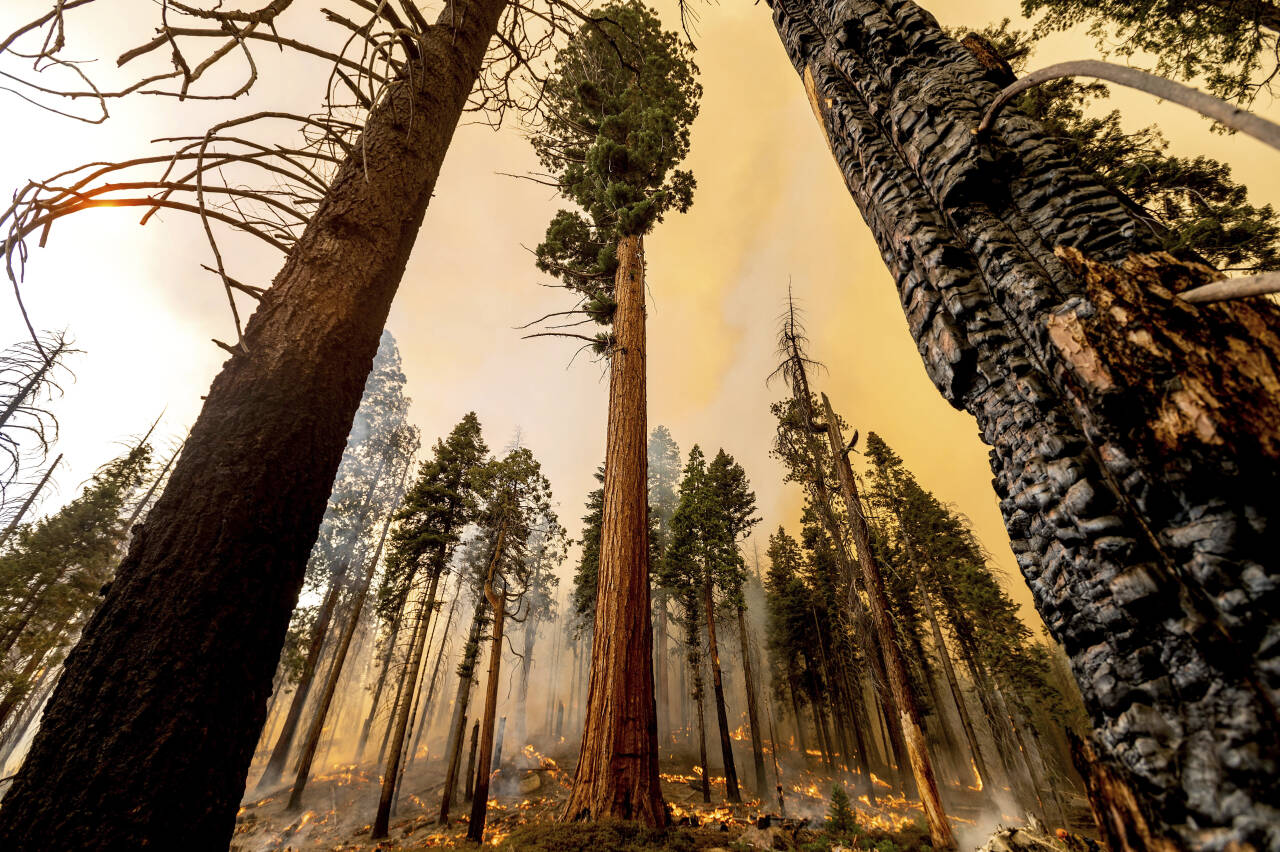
0, 353, 55, 433
702, 577, 741, 803
564, 234, 664, 826
263, 452, 390, 786
0, 646, 54, 729
819, 393, 954, 849
355, 605, 405, 763
0, 453, 60, 550
288, 453, 407, 809
0, 0, 507, 844
654, 590, 669, 738
773, 2, 1280, 846
735, 606, 767, 797
409, 584, 461, 763
259, 575, 343, 789
372, 561, 444, 836
694, 659, 711, 803
465, 718, 479, 800
787, 677, 812, 767
437, 599, 486, 825
514, 614, 537, 749
467, 568, 507, 843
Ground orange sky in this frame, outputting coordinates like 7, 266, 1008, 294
2, 0, 1277, 629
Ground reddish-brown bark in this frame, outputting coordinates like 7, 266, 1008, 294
563, 234, 666, 826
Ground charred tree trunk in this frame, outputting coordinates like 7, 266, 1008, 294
702, 577, 741, 803
467, 566, 507, 843
771, 1, 1280, 846
735, 605, 768, 797
373, 562, 444, 836
788, 676, 812, 767
563, 234, 665, 826
819, 393, 954, 849
0, 1, 507, 845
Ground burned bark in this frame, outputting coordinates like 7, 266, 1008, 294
768, 0, 1280, 846
0, 0, 506, 847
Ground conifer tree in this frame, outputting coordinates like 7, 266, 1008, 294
963, 21, 1280, 273
529, 1, 700, 823
1019, 0, 1280, 104
371, 412, 489, 837
0, 437, 152, 730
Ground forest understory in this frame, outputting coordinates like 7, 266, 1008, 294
233, 735, 1092, 852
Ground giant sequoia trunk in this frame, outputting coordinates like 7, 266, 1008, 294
769, 1, 1280, 847
563, 234, 666, 826
0, 0, 507, 846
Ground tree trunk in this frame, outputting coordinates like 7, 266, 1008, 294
355, 604, 405, 763
465, 719, 479, 801
263, 453, 389, 787
694, 658, 711, 803
259, 574, 343, 789
787, 676, 812, 767
702, 577, 741, 803
514, 615, 537, 749
437, 599, 486, 825
563, 233, 665, 826
372, 562, 444, 836
654, 590, 669, 739
0, 1, 507, 845
735, 606, 767, 797
467, 569, 507, 843
819, 393, 955, 850
288, 453, 407, 810
773, 1, 1280, 846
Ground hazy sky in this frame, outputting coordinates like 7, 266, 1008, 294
2, 0, 1277, 628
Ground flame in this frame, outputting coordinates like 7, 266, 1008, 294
729, 722, 749, 741
967, 756, 984, 791
870, 772, 892, 789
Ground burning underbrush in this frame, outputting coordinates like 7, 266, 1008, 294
229, 744, 1087, 851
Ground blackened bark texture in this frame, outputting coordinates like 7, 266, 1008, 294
563, 234, 666, 826
0, 0, 507, 846
821, 394, 954, 850
702, 578, 741, 802
768, 0, 1280, 847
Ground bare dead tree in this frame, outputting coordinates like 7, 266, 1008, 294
0, 330, 76, 511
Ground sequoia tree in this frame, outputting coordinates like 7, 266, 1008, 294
0, 0, 532, 844
766, 0, 1280, 846
529, 0, 700, 825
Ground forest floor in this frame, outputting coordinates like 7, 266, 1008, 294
232, 740, 1096, 852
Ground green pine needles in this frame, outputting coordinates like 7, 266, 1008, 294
531, 0, 700, 351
